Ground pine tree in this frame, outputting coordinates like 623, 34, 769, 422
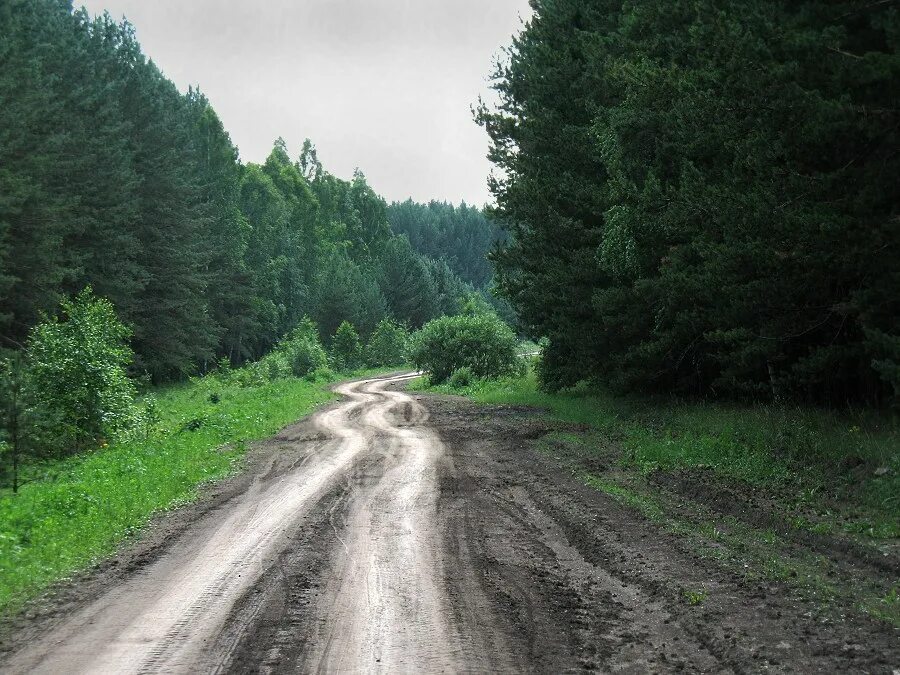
481, 0, 900, 404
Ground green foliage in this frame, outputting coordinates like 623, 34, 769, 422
448, 366, 476, 389
408, 312, 519, 384
365, 319, 410, 367
312, 251, 386, 339
386, 200, 505, 289
277, 318, 328, 378
377, 237, 438, 328
26, 288, 137, 454
331, 321, 363, 371
683, 589, 708, 607
480, 0, 900, 405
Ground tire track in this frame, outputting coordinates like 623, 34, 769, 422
3, 375, 414, 675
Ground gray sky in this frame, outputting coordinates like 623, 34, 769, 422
78, 0, 531, 206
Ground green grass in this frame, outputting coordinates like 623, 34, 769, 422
0, 367, 381, 615
418, 370, 900, 538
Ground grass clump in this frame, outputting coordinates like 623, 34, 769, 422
683, 589, 708, 606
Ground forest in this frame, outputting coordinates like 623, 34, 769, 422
480, 0, 900, 406
0, 0, 498, 382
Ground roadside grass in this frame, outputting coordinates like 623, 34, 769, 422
0, 367, 383, 615
415, 368, 900, 625
419, 370, 900, 539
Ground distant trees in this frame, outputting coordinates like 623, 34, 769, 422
387, 201, 504, 290
480, 0, 900, 405
366, 319, 410, 368
0, 0, 493, 382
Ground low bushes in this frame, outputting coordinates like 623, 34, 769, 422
280, 318, 329, 378
1, 289, 151, 491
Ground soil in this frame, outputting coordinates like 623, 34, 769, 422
1, 374, 897, 673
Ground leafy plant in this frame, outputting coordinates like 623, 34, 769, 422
276, 317, 328, 378
331, 321, 363, 371
365, 318, 410, 367
683, 589, 708, 606
26, 288, 138, 455
408, 311, 519, 384
448, 366, 475, 389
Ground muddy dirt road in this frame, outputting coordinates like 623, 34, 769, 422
2, 373, 897, 673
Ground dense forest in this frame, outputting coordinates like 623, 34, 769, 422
0, 0, 493, 382
386, 200, 504, 290
480, 0, 900, 406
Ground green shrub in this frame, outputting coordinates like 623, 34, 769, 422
365, 318, 409, 367
448, 366, 475, 389
26, 288, 138, 454
331, 321, 362, 371
408, 312, 520, 384
304, 366, 336, 383
277, 318, 328, 378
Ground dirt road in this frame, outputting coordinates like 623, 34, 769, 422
2, 373, 897, 673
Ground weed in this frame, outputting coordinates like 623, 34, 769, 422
683, 588, 708, 606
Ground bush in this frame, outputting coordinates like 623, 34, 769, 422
304, 366, 335, 383
365, 319, 410, 367
408, 312, 520, 384
331, 321, 362, 372
278, 318, 328, 378
448, 366, 475, 389
26, 288, 138, 454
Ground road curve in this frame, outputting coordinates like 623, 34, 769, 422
5, 373, 511, 674
8, 373, 896, 673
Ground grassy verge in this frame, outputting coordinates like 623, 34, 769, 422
0, 367, 382, 615
414, 369, 900, 624
420, 370, 899, 536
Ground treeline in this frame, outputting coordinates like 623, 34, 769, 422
0, 0, 490, 381
387, 200, 504, 289
386, 200, 516, 324
0, 287, 412, 490
481, 0, 900, 405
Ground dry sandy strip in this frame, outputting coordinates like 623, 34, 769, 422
5, 373, 497, 674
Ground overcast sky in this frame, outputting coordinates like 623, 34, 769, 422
78, 0, 531, 206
